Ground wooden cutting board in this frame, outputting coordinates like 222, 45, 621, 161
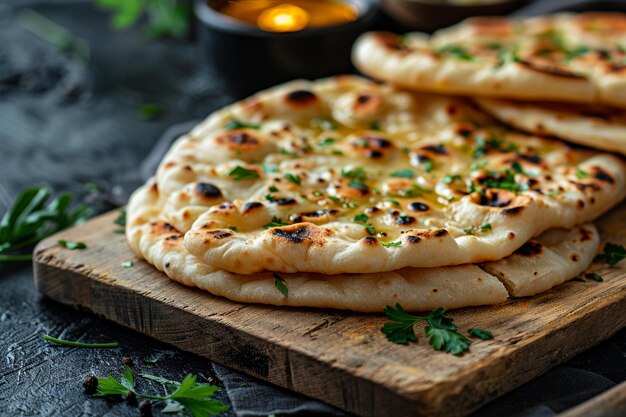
33, 202, 626, 417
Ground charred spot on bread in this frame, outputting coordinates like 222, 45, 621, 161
395, 215, 416, 225
478, 189, 513, 208
502, 206, 524, 216
271, 224, 310, 243
592, 167, 615, 184
275, 198, 297, 206
360, 235, 379, 245
579, 227, 593, 241
215, 130, 261, 151
206, 230, 233, 239
408, 202, 429, 212
242, 201, 264, 213
422, 144, 448, 155
519, 59, 586, 79
196, 182, 222, 199
285, 90, 318, 106
407, 235, 421, 244
571, 254, 580, 262
517, 153, 542, 164
515, 241, 543, 256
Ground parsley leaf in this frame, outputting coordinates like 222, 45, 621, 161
224, 120, 260, 130
576, 167, 590, 179
348, 180, 368, 191
480, 170, 528, 193
596, 243, 626, 266
380, 241, 401, 247
381, 304, 419, 344
353, 213, 369, 223
0, 186, 91, 262
422, 159, 434, 173
341, 167, 367, 181
425, 308, 472, 355
443, 174, 462, 184
382, 305, 475, 355
585, 273, 603, 282
283, 173, 301, 185
363, 224, 376, 235
390, 169, 415, 179
58, 239, 87, 250
273, 273, 288, 297
438, 44, 474, 61
263, 217, 288, 229
94, 368, 229, 417
468, 328, 494, 340
228, 166, 260, 181
318, 138, 336, 147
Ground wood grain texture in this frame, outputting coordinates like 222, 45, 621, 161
33, 202, 626, 417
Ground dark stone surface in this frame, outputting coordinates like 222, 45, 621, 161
0, 1, 624, 417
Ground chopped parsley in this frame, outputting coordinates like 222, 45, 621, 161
268, 186, 278, 192
265, 194, 276, 202
595, 243, 626, 266
332, 150, 344, 156
463, 223, 492, 235
381, 305, 474, 355
437, 44, 474, 61
283, 173, 301, 185
224, 120, 260, 130
380, 241, 401, 247
443, 174, 462, 184
585, 273, 603, 282
341, 166, 367, 181
480, 170, 528, 193
342, 202, 358, 209
263, 217, 288, 229
385, 199, 400, 206
422, 160, 434, 173
390, 169, 415, 179
511, 161, 539, 176
262, 163, 278, 173
228, 166, 260, 181
363, 224, 376, 235
318, 138, 336, 147
280, 148, 298, 158
353, 213, 369, 223
576, 167, 590, 179
348, 180, 368, 191
273, 273, 288, 297
58, 239, 86, 250
370, 121, 381, 131
468, 328, 494, 340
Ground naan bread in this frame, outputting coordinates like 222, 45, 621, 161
147, 76, 624, 274
474, 98, 626, 156
127, 181, 599, 312
353, 13, 626, 108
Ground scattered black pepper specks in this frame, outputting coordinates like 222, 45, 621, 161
123, 356, 134, 367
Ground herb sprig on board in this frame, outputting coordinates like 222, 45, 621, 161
0, 186, 91, 262
93, 366, 229, 417
382, 304, 492, 355
595, 243, 626, 266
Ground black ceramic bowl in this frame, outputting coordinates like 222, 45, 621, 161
381, 0, 529, 31
194, 0, 378, 97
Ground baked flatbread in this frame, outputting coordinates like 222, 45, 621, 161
127, 181, 599, 311
474, 98, 626, 156
146, 76, 624, 274
353, 13, 626, 108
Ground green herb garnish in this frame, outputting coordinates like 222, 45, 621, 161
43, 334, 118, 348
363, 224, 376, 235
348, 180, 368, 191
318, 138, 336, 147
353, 213, 369, 223
283, 173, 301, 185
58, 239, 87, 250
390, 170, 415, 179
380, 241, 401, 247
139, 103, 164, 120
438, 44, 474, 61
273, 273, 288, 297
422, 160, 434, 173
595, 243, 626, 266
341, 167, 367, 181
468, 328, 494, 340
576, 167, 590, 179
224, 120, 260, 130
94, 367, 229, 417
443, 174, 462, 184
0, 186, 91, 262
382, 305, 473, 355
263, 217, 288, 229
228, 166, 260, 181
585, 273, 603, 282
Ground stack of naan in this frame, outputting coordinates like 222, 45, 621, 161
127, 13, 626, 312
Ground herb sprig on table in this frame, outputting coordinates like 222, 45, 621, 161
93, 366, 229, 417
0, 186, 91, 262
382, 304, 492, 355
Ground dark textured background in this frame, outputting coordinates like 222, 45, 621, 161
0, 1, 625, 417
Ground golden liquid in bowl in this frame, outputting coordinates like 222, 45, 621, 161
216, 0, 359, 32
